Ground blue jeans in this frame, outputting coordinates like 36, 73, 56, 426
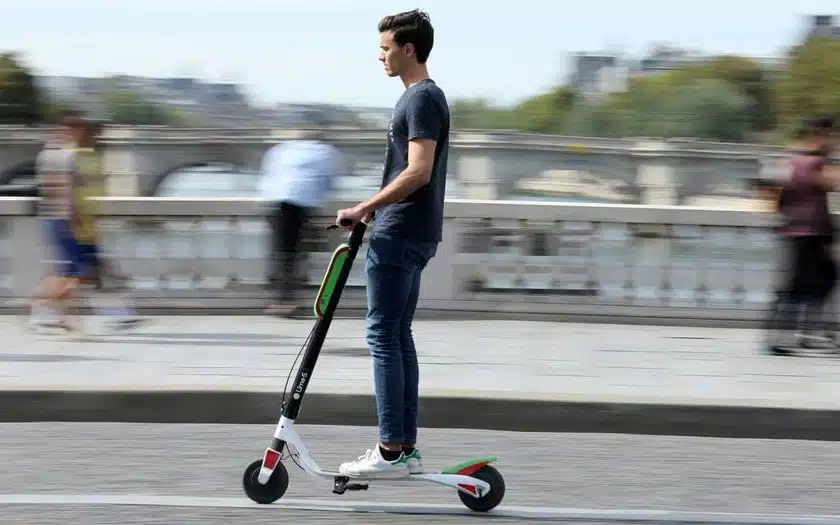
365, 232, 438, 445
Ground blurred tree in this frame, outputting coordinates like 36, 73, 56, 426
564, 77, 752, 142
451, 98, 517, 130
657, 79, 753, 141
451, 86, 578, 133
562, 100, 629, 137
43, 100, 76, 124
668, 56, 777, 132
452, 53, 776, 142
166, 108, 198, 126
775, 36, 840, 138
0, 52, 47, 125
103, 89, 189, 125
512, 85, 577, 133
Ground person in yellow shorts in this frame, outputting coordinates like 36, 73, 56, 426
69, 118, 144, 331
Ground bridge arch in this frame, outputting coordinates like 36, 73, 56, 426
150, 162, 259, 197
147, 161, 251, 196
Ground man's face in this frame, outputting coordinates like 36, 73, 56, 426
379, 31, 408, 77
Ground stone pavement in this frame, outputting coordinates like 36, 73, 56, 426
2, 315, 840, 440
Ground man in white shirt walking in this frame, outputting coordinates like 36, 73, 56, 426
259, 130, 344, 316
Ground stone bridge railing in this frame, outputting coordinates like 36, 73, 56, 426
0, 196, 822, 326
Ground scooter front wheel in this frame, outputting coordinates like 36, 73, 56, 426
242, 458, 289, 504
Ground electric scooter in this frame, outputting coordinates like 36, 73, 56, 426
242, 217, 506, 513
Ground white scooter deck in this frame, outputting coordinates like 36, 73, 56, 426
292, 458, 493, 496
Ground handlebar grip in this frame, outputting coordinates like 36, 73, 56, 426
326, 218, 356, 230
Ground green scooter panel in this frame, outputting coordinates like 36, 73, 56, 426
313, 243, 350, 319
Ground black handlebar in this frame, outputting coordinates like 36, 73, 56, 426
326, 218, 354, 230
326, 215, 370, 254
326, 214, 373, 231
325, 218, 368, 254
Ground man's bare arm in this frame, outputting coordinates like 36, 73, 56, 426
355, 138, 436, 216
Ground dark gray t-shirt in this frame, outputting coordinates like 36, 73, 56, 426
374, 79, 450, 242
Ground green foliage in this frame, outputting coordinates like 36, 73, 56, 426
451, 98, 518, 130
0, 52, 46, 124
775, 36, 840, 138
103, 89, 192, 125
561, 78, 752, 141
0, 53, 194, 127
452, 86, 577, 133
664, 55, 777, 132
512, 85, 577, 133
449, 51, 803, 142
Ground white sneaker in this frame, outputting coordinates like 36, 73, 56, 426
28, 314, 70, 333
29, 306, 59, 328
338, 446, 409, 479
107, 316, 145, 332
404, 449, 424, 474
797, 331, 836, 349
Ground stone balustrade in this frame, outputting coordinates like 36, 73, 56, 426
0, 196, 816, 326
1, 125, 834, 159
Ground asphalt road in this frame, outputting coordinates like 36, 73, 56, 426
1, 423, 839, 524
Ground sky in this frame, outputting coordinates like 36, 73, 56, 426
1, 0, 838, 108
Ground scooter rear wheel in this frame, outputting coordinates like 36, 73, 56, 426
242, 459, 289, 504
458, 465, 505, 512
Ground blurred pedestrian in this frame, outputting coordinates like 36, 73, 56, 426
72, 118, 144, 330
765, 117, 839, 355
258, 130, 344, 316
28, 110, 82, 332
28, 112, 87, 335
28, 113, 143, 335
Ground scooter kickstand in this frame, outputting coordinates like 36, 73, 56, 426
333, 476, 369, 495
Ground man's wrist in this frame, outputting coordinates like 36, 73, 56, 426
355, 201, 375, 216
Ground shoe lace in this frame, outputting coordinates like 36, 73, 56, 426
355, 449, 375, 462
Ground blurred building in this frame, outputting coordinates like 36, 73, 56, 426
568, 53, 622, 101
33, 73, 383, 129
806, 15, 840, 39
568, 43, 787, 102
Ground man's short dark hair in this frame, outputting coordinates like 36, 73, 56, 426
378, 9, 434, 63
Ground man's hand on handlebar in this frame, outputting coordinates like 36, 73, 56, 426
335, 205, 371, 231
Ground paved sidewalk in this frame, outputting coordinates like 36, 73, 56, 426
2, 315, 840, 440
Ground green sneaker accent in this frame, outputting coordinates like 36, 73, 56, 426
405, 449, 424, 474
441, 456, 497, 475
